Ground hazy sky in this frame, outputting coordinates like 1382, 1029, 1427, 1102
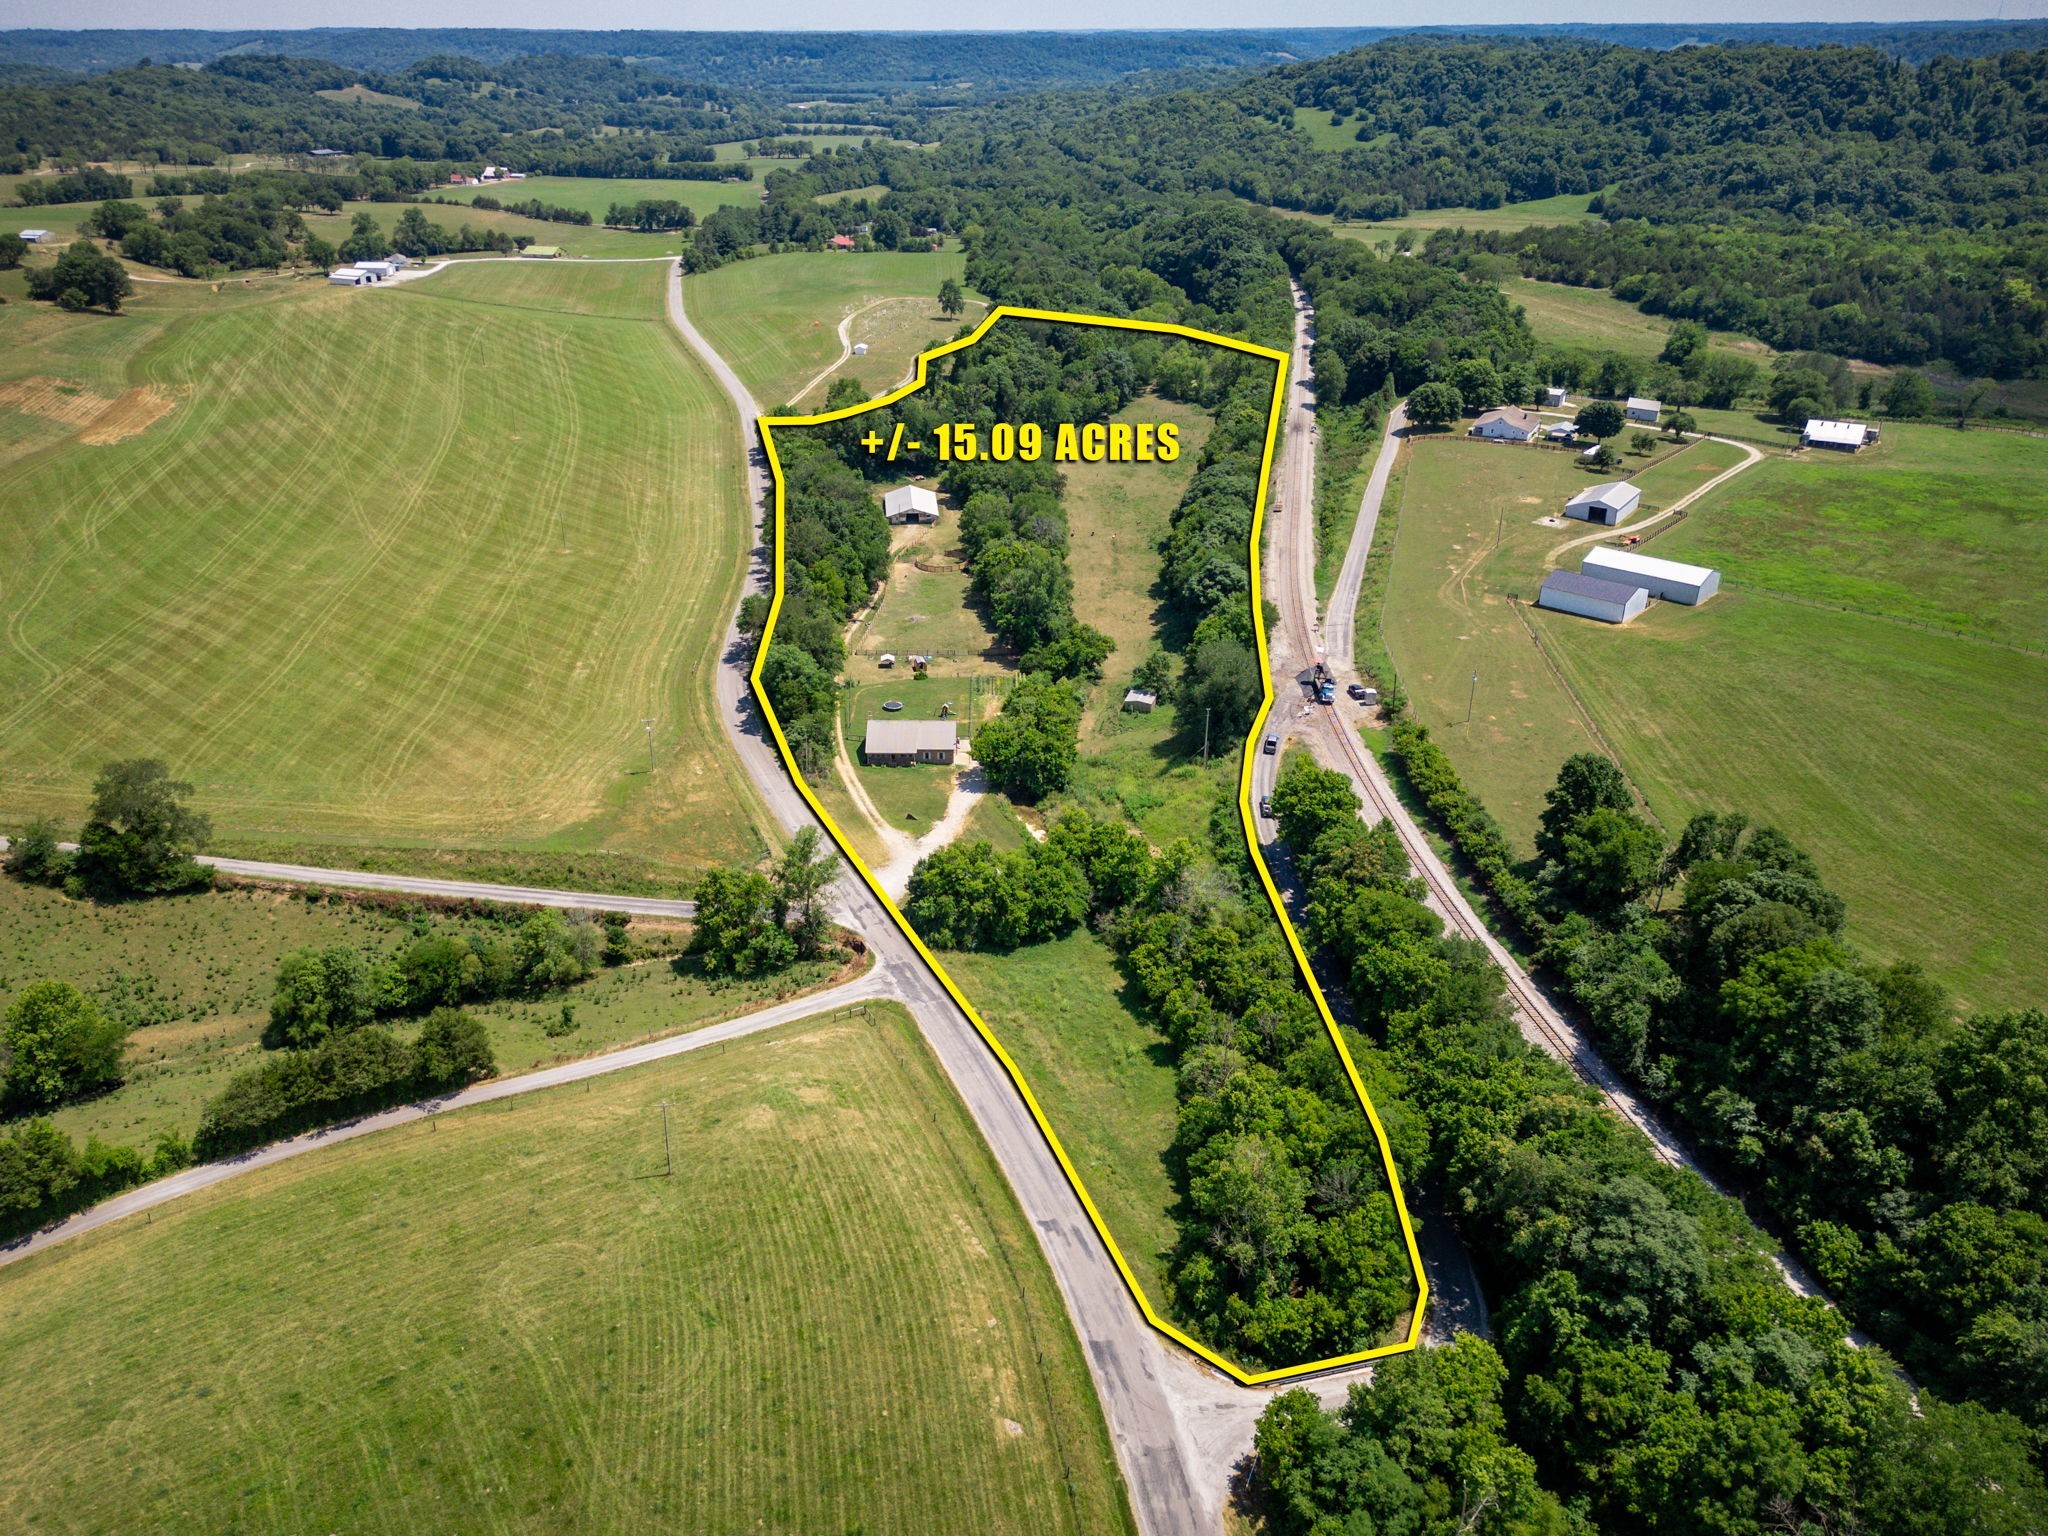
7, 1, 2045, 31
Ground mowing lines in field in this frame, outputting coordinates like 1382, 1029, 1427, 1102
749, 307, 1430, 1385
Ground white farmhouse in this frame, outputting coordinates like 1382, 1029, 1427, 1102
1583, 545, 1721, 605
1802, 418, 1874, 451
1564, 480, 1643, 527
1538, 569, 1648, 625
1469, 406, 1542, 443
883, 484, 940, 524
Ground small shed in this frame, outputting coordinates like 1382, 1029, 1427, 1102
17, 229, 50, 243
383, 252, 411, 269
851, 342, 869, 356
522, 245, 562, 259
1470, 406, 1542, 443
1538, 569, 1649, 625
1802, 418, 1872, 451
877, 653, 896, 668
1543, 385, 1568, 407
1564, 480, 1643, 527
1582, 546, 1721, 605
1625, 396, 1662, 424
1123, 688, 1157, 713
863, 717, 958, 767
883, 484, 941, 524
1545, 421, 1578, 442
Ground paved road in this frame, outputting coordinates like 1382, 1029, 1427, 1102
0, 840, 699, 920
1324, 401, 1406, 674
669, 267, 1265, 1536
1, 962, 900, 1267
1252, 295, 1872, 1346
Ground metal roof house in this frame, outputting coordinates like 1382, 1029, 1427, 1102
1538, 569, 1649, 625
1625, 396, 1662, 424
883, 485, 940, 524
862, 718, 958, 766
1564, 480, 1643, 527
1583, 545, 1721, 605
1470, 406, 1542, 442
1123, 688, 1157, 713
1802, 418, 1874, 451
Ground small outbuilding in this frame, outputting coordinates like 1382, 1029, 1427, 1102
829, 234, 857, 250
522, 245, 562, 259
1802, 418, 1873, 451
1625, 396, 1662, 424
384, 252, 411, 269
863, 717, 958, 766
1545, 421, 1579, 442
1470, 406, 1542, 443
883, 484, 941, 524
327, 266, 371, 286
1564, 480, 1643, 527
1538, 569, 1649, 625
1543, 385, 1568, 407
1123, 688, 1157, 713
17, 229, 50, 243
1582, 545, 1721, 605
851, 341, 869, 356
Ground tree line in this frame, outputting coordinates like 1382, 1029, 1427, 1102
1257, 751, 2048, 1532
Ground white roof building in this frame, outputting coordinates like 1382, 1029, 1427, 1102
1470, 406, 1542, 442
1802, 418, 1872, 451
1538, 569, 1648, 625
17, 229, 51, 242
1583, 545, 1721, 605
1543, 385, 1569, 407
1625, 396, 1662, 423
1122, 688, 1157, 713
883, 484, 940, 524
327, 266, 370, 285
1545, 421, 1578, 441
1564, 480, 1643, 527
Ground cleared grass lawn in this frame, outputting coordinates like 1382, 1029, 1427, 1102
946, 930, 1180, 1304
0, 1006, 1137, 1536
686, 249, 971, 408
0, 260, 766, 876
1381, 428, 2048, 1006
0, 874, 844, 1152
303, 201, 689, 259
1541, 595, 2047, 1012
1502, 277, 1772, 364
1649, 422, 2048, 649
1291, 106, 1370, 153
1269, 191, 1600, 247
427, 172, 764, 222
839, 680, 966, 831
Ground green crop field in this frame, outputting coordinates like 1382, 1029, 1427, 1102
946, 930, 1180, 1304
1378, 425, 2048, 1009
0, 260, 768, 879
0, 1007, 1137, 1536
687, 249, 972, 408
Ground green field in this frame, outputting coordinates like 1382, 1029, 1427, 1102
945, 930, 1180, 1304
1502, 277, 1773, 364
425, 171, 766, 223
303, 202, 692, 260
687, 249, 971, 408
0, 260, 766, 876
0, 874, 853, 1152
1291, 106, 1373, 154
0, 1007, 1137, 1536
1379, 425, 2048, 1009
1267, 191, 1602, 247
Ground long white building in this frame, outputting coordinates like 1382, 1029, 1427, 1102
1538, 569, 1648, 624
1583, 545, 1721, 605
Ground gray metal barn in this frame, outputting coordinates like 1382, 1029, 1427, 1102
1538, 569, 1649, 624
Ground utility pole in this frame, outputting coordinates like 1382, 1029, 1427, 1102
656, 1099, 673, 1177
1466, 671, 1478, 724
1202, 707, 1211, 769
642, 718, 656, 774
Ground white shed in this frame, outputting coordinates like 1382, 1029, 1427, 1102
1122, 688, 1157, 713
1564, 480, 1643, 527
327, 266, 370, 286
1625, 396, 1662, 424
17, 229, 51, 243
1538, 569, 1649, 624
1802, 418, 1872, 451
1543, 385, 1568, 407
1583, 545, 1721, 605
851, 342, 869, 356
883, 484, 940, 524
353, 260, 395, 280
1545, 421, 1578, 442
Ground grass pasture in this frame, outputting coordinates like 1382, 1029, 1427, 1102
424, 171, 765, 224
0, 259, 765, 875
0, 1007, 1136, 1536
1502, 277, 1772, 364
686, 249, 971, 408
1378, 425, 2048, 1008
1269, 191, 1601, 248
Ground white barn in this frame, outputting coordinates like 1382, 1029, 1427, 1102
1583, 545, 1721, 605
1625, 396, 1662, 424
1564, 480, 1643, 527
883, 484, 940, 524
1803, 418, 1873, 451
1538, 569, 1648, 625
1470, 406, 1542, 443
327, 266, 371, 286
17, 228, 51, 243
1543, 385, 1568, 407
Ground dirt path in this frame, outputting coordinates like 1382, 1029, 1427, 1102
788, 296, 894, 409
872, 762, 989, 898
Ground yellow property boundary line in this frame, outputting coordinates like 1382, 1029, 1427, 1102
750, 304, 1428, 1385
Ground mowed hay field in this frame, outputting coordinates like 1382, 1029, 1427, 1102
0, 1007, 1136, 1536
0, 260, 767, 875
686, 249, 973, 408
1379, 426, 2048, 1009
